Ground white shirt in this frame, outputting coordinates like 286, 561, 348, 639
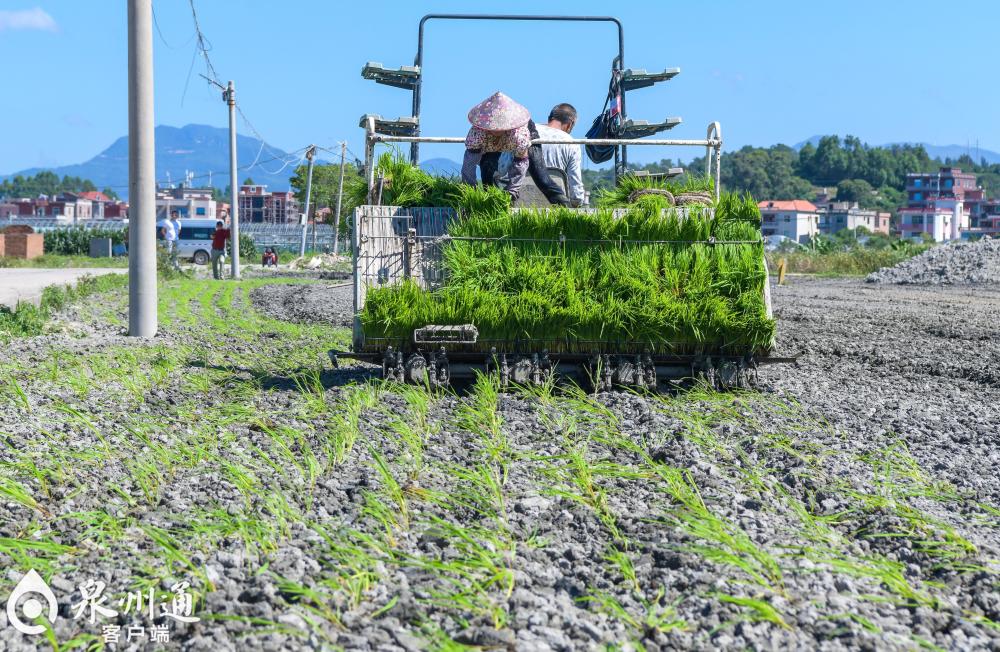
535, 124, 585, 206
168, 218, 181, 241
157, 219, 174, 241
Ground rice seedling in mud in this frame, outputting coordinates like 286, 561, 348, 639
325, 381, 383, 465
582, 588, 687, 637
649, 463, 784, 592
361, 187, 774, 355
455, 373, 510, 477
714, 592, 790, 630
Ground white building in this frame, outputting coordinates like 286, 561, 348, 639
156, 187, 217, 220
758, 200, 820, 244
898, 199, 968, 242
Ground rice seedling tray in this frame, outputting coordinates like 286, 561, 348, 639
340, 191, 788, 388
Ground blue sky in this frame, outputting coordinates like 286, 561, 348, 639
1, 0, 997, 175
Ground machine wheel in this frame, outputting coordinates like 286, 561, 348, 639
192, 249, 210, 265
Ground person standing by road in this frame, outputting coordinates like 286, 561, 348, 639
210, 216, 230, 280
167, 210, 182, 270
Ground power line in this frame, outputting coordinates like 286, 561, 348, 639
101, 146, 314, 191
187, 0, 221, 85
152, 3, 195, 50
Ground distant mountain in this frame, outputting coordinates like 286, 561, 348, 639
902, 143, 1000, 164
794, 135, 1000, 164
420, 158, 461, 177
1, 124, 314, 199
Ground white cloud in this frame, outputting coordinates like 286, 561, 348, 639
0, 7, 58, 33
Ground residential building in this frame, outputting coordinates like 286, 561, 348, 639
905, 167, 977, 206
816, 201, 891, 235
74, 190, 115, 219
757, 200, 820, 244
2, 195, 128, 223
156, 186, 217, 220
897, 202, 968, 242
103, 201, 129, 219
962, 198, 1000, 238
899, 166, 979, 241
13, 197, 76, 220
238, 184, 300, 224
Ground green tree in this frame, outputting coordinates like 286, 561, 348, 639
102, 187, 120, 201
835, 179, 874, 204
242, 177, 255, 185
289, 162, 360, 224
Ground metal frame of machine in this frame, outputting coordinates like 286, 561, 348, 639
333, 14, 793, 389
361, 13, 689, 180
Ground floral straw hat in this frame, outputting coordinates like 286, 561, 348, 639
467, 92, 531, 132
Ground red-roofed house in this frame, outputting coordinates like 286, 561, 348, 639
78, 191, 112, 203
758, 200, 819, 244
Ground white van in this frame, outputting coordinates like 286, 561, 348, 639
156, 218, 221, 265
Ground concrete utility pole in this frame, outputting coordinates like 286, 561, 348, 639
127, 0, 157, 337
223, 81, 241, 278
299, 145, 316, 257
333, 141, 347, 254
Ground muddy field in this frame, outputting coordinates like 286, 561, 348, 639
0, 275, 998, 651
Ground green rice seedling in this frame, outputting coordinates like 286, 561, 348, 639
820, 612, 881, 634
382, 384, 437, 482
123, 455, 164, 505
367, 446, 409, 529
583, 588, 686, 636
361, 185, 774, 356
808, 548, 935, 607
326, 381, 383, 464
271, 574, 343, 630
60, 510, 132, 546
966, 614, 1000, 632
197, 613, 307, 640
417, 623, 474, 652
455, 372, 509, 478
1, 455, 60, 500
41, 626, 104, 652
407, 556, 512, 628
444, 462, 509, 525
0, 477, 48, 516
52, 402, 113, 458
306, 521, 387, 607
714, 592, 789, 629
346, 149, 467, 210
650, 463, 783, 591
1, 374, 31, 412
293, 366, 329, 416
140, 525, 215, 590
595, 173, 715, 208
220, 457, 261, 503
910, 634, 947, 652
0, 535, 74, 576
545, 436, 624, 542
605, 546, 640, 591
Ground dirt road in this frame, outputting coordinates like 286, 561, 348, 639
0, 268, 125, 308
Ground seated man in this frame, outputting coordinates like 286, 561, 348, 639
262, 247, 278, 268
534, 103, 586, 207
493, 105, 585, 207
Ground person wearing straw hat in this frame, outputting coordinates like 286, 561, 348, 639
461, 92, 534, 201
